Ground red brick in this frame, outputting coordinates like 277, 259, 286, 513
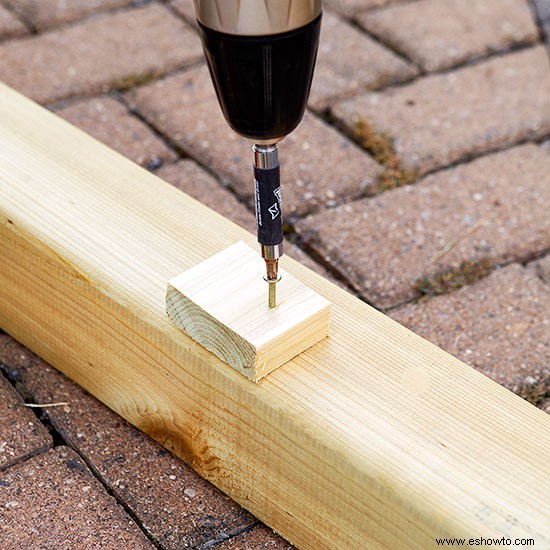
390, 264, 549, 404
359, 0, 538, 71
0, 446, 153, 549
332, 46, 550, 175
309, 11, 417, 110
0, 335, 255, 549
296, 145, 550, 308
55, 95, 177, 168
127, 65, 383, 218
218, 524, 294, 549
0, 375, 51, 469
3, 0, 133, 30
0, 4, 203, 104
0, 4, 27, 38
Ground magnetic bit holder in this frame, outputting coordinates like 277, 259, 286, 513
165, 241, 331, 382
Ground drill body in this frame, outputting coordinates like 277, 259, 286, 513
193, 0, 322, 307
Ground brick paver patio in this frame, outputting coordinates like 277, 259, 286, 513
1, 0, 548, 547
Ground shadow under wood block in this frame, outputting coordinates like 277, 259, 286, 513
166, 242, 330, 381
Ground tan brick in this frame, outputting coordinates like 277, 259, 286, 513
283, 242, 340, 283
296, 145, 550, 308
3, 0, 132, 30
533, 0, 550, 41
390, 264, 549, 406
0, 4, 27, 38
359, 0, 538, 72
157, 159, 256, 232
0, 375, 51, 469
0, 4, 203, 104
170, 0, 196, 23
332, 46, 550, 175
127, 65, 383, 218
309, 11, 417, 110
324, 0, 397, 18
531, 253, 550, 285
0, 447, 153, 549
55, 95, 177, 168
0, 335, 255, 548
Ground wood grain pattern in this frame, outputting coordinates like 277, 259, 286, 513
0, 83, 549, 549
166, 241, 330, 381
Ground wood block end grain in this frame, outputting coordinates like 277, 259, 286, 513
166, 241, 330, 381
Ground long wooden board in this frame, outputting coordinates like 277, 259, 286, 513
0, 83, 549, 549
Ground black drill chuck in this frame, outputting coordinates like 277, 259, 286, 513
197, 16, 321, 142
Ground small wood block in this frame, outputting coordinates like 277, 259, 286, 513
166, 241, 330, 381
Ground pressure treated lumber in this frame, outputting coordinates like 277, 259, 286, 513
0, 83, 549, 550
166, 241, 330, 381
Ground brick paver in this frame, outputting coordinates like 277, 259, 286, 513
309, 11, 417, 110
56, 95, 177, 168
332, 46, 550, 175
0, 4, 27, 39
170, 0, 195, 23
0, 335, 255, 549
390, 263, 549, 404
533, 0, 550, 45
0, 3, 202, 104
2, 0, 133, 30
0, 446, 153, 549
157, 159, 256, 232
0, 374, 51, 470
324, 0, 397, 18
218, 524, 294, 549
296, 145, 550, 309
533, 253, 550, 284
128, 65, 383, 218
359, 0, 538, 72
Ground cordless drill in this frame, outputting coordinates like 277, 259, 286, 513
192, 0, 322, 308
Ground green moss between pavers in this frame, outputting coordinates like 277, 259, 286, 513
413, 258, 494, 299
354, 119, 418, 193
112, 70, 159, 91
